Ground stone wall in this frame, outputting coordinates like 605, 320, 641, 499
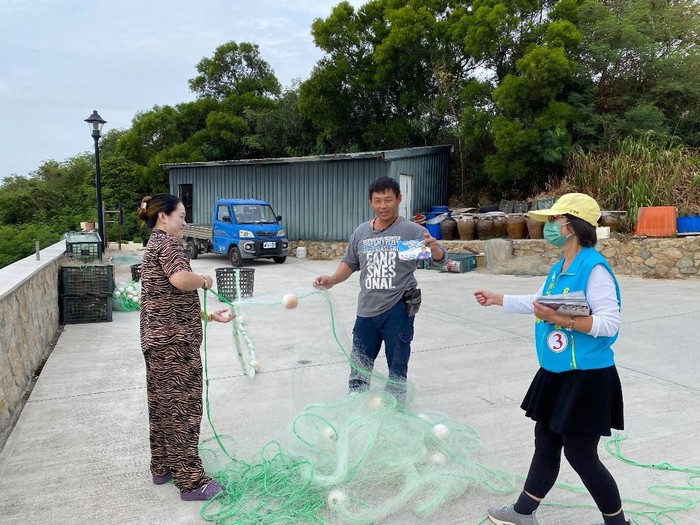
0, 242, 63, 450
289, 235, 700, 278
600, 236, 700, 278
291, 240, 348, 261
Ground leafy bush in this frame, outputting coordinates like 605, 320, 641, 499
0, 224, 64, 269
563, 136, 700, 226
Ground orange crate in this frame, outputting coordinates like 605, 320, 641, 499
636, 206, 677, 237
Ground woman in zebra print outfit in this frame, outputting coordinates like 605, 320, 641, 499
138, 194, 231, 501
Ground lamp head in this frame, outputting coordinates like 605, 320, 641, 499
84, 110, 107, 138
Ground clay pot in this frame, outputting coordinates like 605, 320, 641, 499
440, 216, 458, 240
506, 214, 527, 239
477, 216, 495, 240
526, 217, 544, 239
457, 216, 476, 240
600, 213, 621, 232
494, 216, 507, 238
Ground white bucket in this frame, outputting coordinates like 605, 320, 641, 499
296, 246, 307, 259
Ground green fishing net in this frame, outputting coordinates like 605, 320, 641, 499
112, 280, 141, 311
197, 286, 515, 524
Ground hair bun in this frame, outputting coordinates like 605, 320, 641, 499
137, 196, 152, 220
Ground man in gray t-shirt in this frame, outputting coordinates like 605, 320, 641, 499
313, 176, 447, 403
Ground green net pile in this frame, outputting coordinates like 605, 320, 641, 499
112, 280, 140, 311
197, 288, 515, 524
200, 396, 515, 524
188, 280, 699, 525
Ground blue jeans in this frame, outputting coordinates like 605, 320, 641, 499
349, 299, 415, 403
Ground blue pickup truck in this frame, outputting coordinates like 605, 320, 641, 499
182, 198, 289, 266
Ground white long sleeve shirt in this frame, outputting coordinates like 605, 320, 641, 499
503, 264, 621, 337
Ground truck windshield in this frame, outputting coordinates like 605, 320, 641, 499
233, 204, 278, 224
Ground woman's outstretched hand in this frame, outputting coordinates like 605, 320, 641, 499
211, 309, 234, 323
473, 290, 503, 307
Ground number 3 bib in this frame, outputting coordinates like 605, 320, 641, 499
547, 330, 569, 353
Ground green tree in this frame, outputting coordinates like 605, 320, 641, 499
96, 156, 150, 243
0, 223, 64, 269
195, 92, 277, 160
244, 83, 322, 157
486, 44, 580, 188
453, 0, 554, 82
0, 175, 61, 225
0, 158, 95, 268
118, 40, 286, 190
576, 0, 700, 145
449, 0, 584, 194
116, 100, 217, 189
188, 41, 281, 100
117, 104, 191, 166
300, 0, 465, 152
34, 154, 95, 213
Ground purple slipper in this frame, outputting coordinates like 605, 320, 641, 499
180, 480, 223, 501
152, 472, 172, 485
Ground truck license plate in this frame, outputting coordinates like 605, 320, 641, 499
263, 241, 276, 249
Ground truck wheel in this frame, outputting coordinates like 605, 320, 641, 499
186, 239, 198, 260
273, 256, 286, 264
229, 246, 243, 267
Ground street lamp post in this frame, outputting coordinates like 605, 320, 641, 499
84, 110, 107, 249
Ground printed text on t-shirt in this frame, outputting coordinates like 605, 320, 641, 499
362, 236, 399, 290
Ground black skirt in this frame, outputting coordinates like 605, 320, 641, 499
521, 366, 624, 436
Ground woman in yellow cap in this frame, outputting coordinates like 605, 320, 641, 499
474, 193, 628, 525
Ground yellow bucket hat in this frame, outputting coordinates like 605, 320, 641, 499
527, 193, 601, 227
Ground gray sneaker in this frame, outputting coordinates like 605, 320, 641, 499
487, 504, 539, 525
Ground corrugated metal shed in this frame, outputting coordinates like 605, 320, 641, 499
164, 145, 451, 241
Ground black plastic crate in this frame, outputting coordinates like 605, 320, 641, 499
215, 267, 255, 302
60, 265, 114, 296
499, 199, 514, 213
60, 295, 113, 324
65, 232, 103, 262
512, 201, 530, 213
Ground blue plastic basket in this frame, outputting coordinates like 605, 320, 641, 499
677, 216, 700, 234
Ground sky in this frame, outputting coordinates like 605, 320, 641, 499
0, 0, 364, 180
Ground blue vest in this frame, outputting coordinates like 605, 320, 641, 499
535, 247, 621, 372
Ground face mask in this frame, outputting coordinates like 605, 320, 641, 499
543, 221, 571, 248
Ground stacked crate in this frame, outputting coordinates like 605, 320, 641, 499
59, 265, 115, 324
64, 231, 103, 263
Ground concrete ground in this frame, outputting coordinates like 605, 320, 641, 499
1, 251, 699, 525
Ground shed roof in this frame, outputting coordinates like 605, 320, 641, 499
162, 145, 452, 170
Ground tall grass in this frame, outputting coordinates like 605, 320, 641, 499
563, 136, 700, 228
